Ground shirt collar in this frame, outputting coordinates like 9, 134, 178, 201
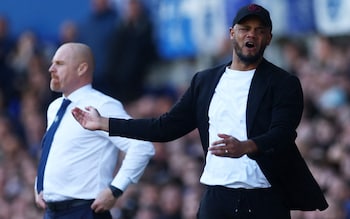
63, 84, 93, 102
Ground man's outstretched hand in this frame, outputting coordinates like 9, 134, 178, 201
71, 106, 109, 131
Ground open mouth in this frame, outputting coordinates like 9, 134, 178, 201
245, 42, 255, 48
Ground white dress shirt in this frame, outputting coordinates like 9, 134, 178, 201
40, 85, 155, 201
200, 67, 271, 188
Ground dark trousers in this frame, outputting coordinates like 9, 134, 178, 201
43, 200, 112, 219
197, 186, 291, 219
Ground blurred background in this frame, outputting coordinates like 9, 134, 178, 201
0, 0, 350, 218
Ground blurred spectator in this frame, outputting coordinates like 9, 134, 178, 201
105, 0, 158, 105
134, 205, 160, 219
58, 20, 79, 44
41, 19, 81, 64
133, 182, 161, 219
8, 49, 53, 160
279, 37, 309, 76
7, 30, 46, 115
0, 15, 15, 109
157, 178, 183, 219
125, 86, 178, 118
181, 188, 201, 219
79, 0, 119, 93
0, 123, 41, 219
8, 30, 38, 77
19, 90, 47, 159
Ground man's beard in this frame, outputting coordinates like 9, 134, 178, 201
234, 43, 266, 65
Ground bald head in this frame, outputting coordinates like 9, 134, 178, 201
62, 42, 95, 75
49, 42, 95, 96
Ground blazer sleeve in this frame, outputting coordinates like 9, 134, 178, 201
108, 79, 199, 142
250, 74, 304, 154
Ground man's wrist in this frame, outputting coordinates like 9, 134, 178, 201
101, 117, 109, 131
245, 140, 258, 154
109, 185, 123, 198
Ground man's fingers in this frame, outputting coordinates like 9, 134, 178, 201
217, 133, 230, 139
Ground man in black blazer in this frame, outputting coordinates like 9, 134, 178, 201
72, 3, 328, 219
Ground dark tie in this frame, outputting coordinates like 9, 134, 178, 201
36, 98, 71, 193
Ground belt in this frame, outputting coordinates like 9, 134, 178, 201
46, 199, 94, 212
207, 185, 273, 195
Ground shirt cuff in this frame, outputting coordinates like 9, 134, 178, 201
110, 176, 132, 192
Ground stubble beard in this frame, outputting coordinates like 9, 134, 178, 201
234, 42, 266, 65
50, 79, 61, 93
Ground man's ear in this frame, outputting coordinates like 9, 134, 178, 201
266, 32, 272, 46
77, 62, 88, 76
229, 26, 235, 40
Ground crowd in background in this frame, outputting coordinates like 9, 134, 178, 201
1, 0, 350, 219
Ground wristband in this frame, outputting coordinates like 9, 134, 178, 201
109, 185, 123, 198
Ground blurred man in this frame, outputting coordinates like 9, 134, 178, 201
35, 42, 154, 219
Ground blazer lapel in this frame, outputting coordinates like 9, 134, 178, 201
246, 59, 272, 136
203, 63, 228, 115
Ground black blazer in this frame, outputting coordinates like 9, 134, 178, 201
110, 59, 328, 211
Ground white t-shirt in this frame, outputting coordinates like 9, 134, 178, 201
200, 67, 271, 188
